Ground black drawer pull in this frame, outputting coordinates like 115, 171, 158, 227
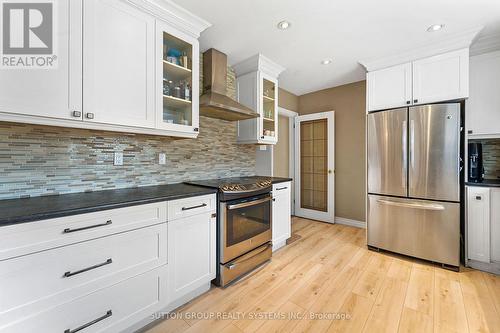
182, 203, 207, 211
275, 187, 288, 191
64, 259, 113, 278
63, 220, 112, 234
476, 196, 482, 200
64, 310, 112, 333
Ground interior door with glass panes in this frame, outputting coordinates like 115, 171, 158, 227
260, 74, 278, 144
156, 21, 199, 135
294, 111, 335, 223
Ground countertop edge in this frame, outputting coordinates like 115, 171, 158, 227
271, 178, 293, 184
466, 181, 500, 188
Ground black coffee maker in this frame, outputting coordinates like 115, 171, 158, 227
468, 142, 484, 183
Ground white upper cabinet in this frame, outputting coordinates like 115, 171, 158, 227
467, 50, 500, 137
412, 48, 469, 105
155, 20, 200, 138
234, 54, 285, 145
0, 0, 82, 121
83, 0, 156, 128
366, 48, 469, 112
0, 0, 210, 137
367, 63, 412, 112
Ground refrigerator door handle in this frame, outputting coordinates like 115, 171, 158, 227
402, 120, 407, 188
377, 199, 445, 211
410, 119, 415, 170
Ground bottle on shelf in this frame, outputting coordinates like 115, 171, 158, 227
185, 83, 190, 101
181, 52, 189, 69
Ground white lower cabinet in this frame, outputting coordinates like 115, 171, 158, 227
0, 223, 166, 325
272, 182, 292, 251
4, 267, 166, 333
467, 186, 490, 263
167, 201, 216, 306
0, 194, 217, 332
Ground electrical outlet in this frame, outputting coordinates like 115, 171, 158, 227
159, 153, 166, 165
114, 152, 123, 166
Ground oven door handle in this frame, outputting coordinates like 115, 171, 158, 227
227, 197, 271, 210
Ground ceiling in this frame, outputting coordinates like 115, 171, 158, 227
172, 0, 500, 96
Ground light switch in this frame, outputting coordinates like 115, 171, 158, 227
159, 153, 166, 165
114, 152, 123, 166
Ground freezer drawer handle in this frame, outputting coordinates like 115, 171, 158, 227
377, 199, 445, 211
64, 310, 112, 333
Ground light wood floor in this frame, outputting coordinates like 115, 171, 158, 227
146, 217, 500, 333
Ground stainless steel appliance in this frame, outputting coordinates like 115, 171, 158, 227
367, 103, 463, 269
185, 177, 273, 286
468, 142, 484, 183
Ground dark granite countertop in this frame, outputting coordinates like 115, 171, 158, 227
269, 177, 293, 184
466, 179, 500, 188
0, 183, 217, 227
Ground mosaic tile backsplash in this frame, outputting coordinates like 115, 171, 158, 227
471, 139, 500, 180
0, 116, 257, 199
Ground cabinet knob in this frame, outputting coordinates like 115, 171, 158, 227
468, 130, 473, 134
475, 196, 482, 200
413, 99, 418, 103
72, 111, 82, 118
261, 136, 265, 139
193, 127, 199, 132
85, 112, 94, 119
406, 101, 410, 105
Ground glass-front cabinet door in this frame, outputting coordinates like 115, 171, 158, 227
260, 75, 278, 144
156, 21, 199, 137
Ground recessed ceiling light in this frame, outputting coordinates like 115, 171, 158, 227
277, 20, 291, 30
321, 59, 332, 65
427, 24, 444, 32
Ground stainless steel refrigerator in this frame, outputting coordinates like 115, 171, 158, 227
367, 103, 462, 268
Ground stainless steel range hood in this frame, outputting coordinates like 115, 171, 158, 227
200, 48, 259, 121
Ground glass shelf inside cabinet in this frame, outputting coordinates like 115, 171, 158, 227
262, 78, 276, 138
162, 31, 193, 127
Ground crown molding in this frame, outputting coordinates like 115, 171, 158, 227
470, 33, 500, 56
127, 0, 211, 38
359, 26, 483, 71
233, 54, 286, 78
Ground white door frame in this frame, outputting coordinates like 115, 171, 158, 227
294, 111, 335, 223
278, 107, 298, 215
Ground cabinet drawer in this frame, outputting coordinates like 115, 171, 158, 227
0, 223, 166, 325
2, 267, 166, 333
167, 194, 216, 221
0, 202, 166, 260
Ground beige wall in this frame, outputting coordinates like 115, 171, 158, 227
298, 81, 366, 222
273, 115, 290, 178
278, 88, 299, 112
273, 88, 298, 179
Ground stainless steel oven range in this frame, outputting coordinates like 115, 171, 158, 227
185, 177, 273, 286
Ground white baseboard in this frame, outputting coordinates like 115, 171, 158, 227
335, 217, 366, 229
